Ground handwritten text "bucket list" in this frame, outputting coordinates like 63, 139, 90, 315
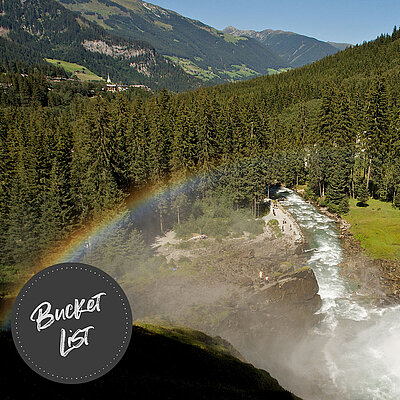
29, 292, 106, 357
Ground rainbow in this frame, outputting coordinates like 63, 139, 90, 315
39, 173, 203, 269
1, 157, 271, 328
0, 170, 212, 328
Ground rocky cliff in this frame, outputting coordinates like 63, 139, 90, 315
58, 0, 289, 82
127, 214, 321, 396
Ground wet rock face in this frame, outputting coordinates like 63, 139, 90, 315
129, 220, 323, 396
380, 260, 400, 301
130, 218, 322, 332
126, 222, 323, 399
249, 268, 320, 307
219, 266, 322, 395
231, 267, 322, 344
268, 268, 321, 306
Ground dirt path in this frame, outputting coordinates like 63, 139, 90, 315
263, 201, 303, 243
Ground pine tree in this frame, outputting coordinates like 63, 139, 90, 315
357, 181, 369, 205
129, 101, 149, 187
170, 104, 197, 176
71, 97, 125, 222
364, 71, 390, 190
318, 84, 337, 146
326, 152, 349, 214
111, 95, 134, 189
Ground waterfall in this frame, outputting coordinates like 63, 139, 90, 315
278, 188, 400, 400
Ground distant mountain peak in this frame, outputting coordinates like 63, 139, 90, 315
327, 41, 353, 51
223, 26, 346, 67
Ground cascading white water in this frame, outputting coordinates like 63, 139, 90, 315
278, 188, 400, 400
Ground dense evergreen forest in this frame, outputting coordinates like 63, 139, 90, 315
2, 28, 400, 285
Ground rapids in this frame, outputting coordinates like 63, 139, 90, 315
278, 188, 400, 400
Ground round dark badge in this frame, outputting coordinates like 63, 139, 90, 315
11, 263, 132, 384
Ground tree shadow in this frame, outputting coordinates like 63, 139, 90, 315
356, 202, 369, 207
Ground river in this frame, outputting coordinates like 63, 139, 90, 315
278, 188, 400, 400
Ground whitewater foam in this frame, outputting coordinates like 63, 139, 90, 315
277, 188, 400, 399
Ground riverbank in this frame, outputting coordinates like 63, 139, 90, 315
339, 226, 400, 304
294, 188, 400, 305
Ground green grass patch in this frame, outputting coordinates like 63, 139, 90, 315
62, 0, 129, 19
45, 58, 103, 81
267, 67, 292, 75
267, 219, 282, 238
154, 21, 173, 31
221, 33, 248, 44
221, 64, 260, 80
135, 322, 231, 356
345, 198, 400, 260
164, 56, 219, 81
164, 57, 261, 82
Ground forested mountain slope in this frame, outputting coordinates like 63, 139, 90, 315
0, 0, 200, 91
2, 28, 400, 289
57, 0, 289, 82
223, 26, 343, 67
2, 23, 400, 400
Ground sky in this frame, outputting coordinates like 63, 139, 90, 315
151, 0, 400, 44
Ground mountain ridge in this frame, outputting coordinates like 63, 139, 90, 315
0, 0, 201, 91
327, 41, 353, 51
57, 0, 290, 82
223, 26, 348, 67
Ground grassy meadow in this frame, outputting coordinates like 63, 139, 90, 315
45, 58, 103, 81
345, 198, 400, 260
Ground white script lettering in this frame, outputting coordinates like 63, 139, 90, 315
30, 292, 106, 332
59, 326, 94, 357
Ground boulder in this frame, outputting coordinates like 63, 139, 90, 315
249, 267, 321, 310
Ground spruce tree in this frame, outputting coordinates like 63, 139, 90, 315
326, 152, 349, 214
357, 181, 369, 205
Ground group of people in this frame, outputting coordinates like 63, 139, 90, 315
281, 219, 292, 232
259, 270, 269, 284
270, 198, 294, 234
279, 215, 294, 233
